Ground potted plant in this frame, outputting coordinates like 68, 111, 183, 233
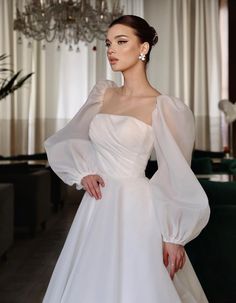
0, 53, 33, 101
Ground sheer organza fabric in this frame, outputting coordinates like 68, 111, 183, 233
45, 80, 210, 246
43, 80, 210, 302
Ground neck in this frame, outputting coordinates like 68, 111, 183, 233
121, 64, 151, 97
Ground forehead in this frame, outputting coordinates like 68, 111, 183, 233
106, 24, 136, 40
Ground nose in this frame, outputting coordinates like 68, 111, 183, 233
107, 44, 116, 55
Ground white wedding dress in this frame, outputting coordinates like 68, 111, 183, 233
43, 80, 210, 303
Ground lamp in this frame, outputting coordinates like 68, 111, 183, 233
219, 99, 236, 123
14, 0, 124, 51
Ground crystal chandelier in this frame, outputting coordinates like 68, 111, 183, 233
14, 0, 124, 50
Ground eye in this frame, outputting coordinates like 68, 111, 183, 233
117, 40, 127, 45
105, 42, 111, 48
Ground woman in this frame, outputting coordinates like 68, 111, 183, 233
43, 15, 210, 303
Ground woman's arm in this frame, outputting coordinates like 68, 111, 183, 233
44, 80, 116, 190
150, 95, 210, 246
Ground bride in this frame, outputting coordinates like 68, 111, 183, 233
43, 15, 210, 303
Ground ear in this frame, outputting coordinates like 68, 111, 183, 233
140, 42, 150, 55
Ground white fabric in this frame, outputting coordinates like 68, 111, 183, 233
43, 80, 210, 302
45, 80, 117, 190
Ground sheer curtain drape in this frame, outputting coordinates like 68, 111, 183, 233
219, 0, 229, 150
0, 0, 143, 156
145, 0, 222, 150
2, 0, 222, 153
0, 0, 91, 156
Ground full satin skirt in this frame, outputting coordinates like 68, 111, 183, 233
43, 175, 208, 303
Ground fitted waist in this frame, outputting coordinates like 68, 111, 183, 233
96, 155, 148, 179
98, 170, 146, 180
97, 172, 150, 190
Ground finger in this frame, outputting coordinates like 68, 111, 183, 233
170, 261, 175, 280
90, 182, 100, 200
95, 180, 103, 199
163, 249, 169, 267
179, 251, 184, 269
85, 186, 93, 197
87, 181, 97, 199
92, 179, 102, 199
82, 176, 102, 199
97, 176, 105, 187
177, 258, 183, 270
177, 256, 182, 270
81, 177, 93, 195
176, 253, 183, 270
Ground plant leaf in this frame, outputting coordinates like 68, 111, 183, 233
0, 54, 34, 101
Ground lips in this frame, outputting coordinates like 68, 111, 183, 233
109, 57, 119, 64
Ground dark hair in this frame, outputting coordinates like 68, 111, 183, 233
109, 15, 158, 63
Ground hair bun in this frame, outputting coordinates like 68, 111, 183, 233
149, 26, 158, 46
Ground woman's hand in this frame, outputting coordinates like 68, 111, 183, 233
163, 242, 186, 280
81, 174, 105, 200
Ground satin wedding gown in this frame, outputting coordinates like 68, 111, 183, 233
43, 80, 210, 303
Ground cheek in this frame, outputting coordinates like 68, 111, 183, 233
123, 45, 139, 54
121, 45, 139, 62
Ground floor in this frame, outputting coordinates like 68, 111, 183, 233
0, 187, 83, 303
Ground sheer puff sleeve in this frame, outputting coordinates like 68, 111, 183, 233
150, 95, 210, 246
44, 80, 116, 190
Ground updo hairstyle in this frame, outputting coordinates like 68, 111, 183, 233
109, 15, 158, 63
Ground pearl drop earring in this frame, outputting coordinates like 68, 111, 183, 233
138, 53, 146, 61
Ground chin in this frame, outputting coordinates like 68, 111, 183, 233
110, 65, 131, 73
109, 61, 137, 73
110, 65, 122, 72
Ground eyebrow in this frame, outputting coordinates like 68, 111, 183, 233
105, 35, 129, 42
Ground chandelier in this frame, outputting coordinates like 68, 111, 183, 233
14, 0, 124, 50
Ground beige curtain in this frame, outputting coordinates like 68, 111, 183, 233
145, 0, 223, 151
0, 0, 48, 156
0, 0, 143, 156
219, 0, 229, 150
0, 0, 94, 156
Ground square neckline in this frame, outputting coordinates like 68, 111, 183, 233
95, 112, 153, 130
98, 81, 163, 128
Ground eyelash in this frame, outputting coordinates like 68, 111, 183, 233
105, 40, 128, 47
118, 40, 127, 45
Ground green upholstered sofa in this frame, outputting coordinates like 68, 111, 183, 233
185, 179, 236, 302
0, 153, 67, 211
0, 163, 51, 236
0, 183, 14, 258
